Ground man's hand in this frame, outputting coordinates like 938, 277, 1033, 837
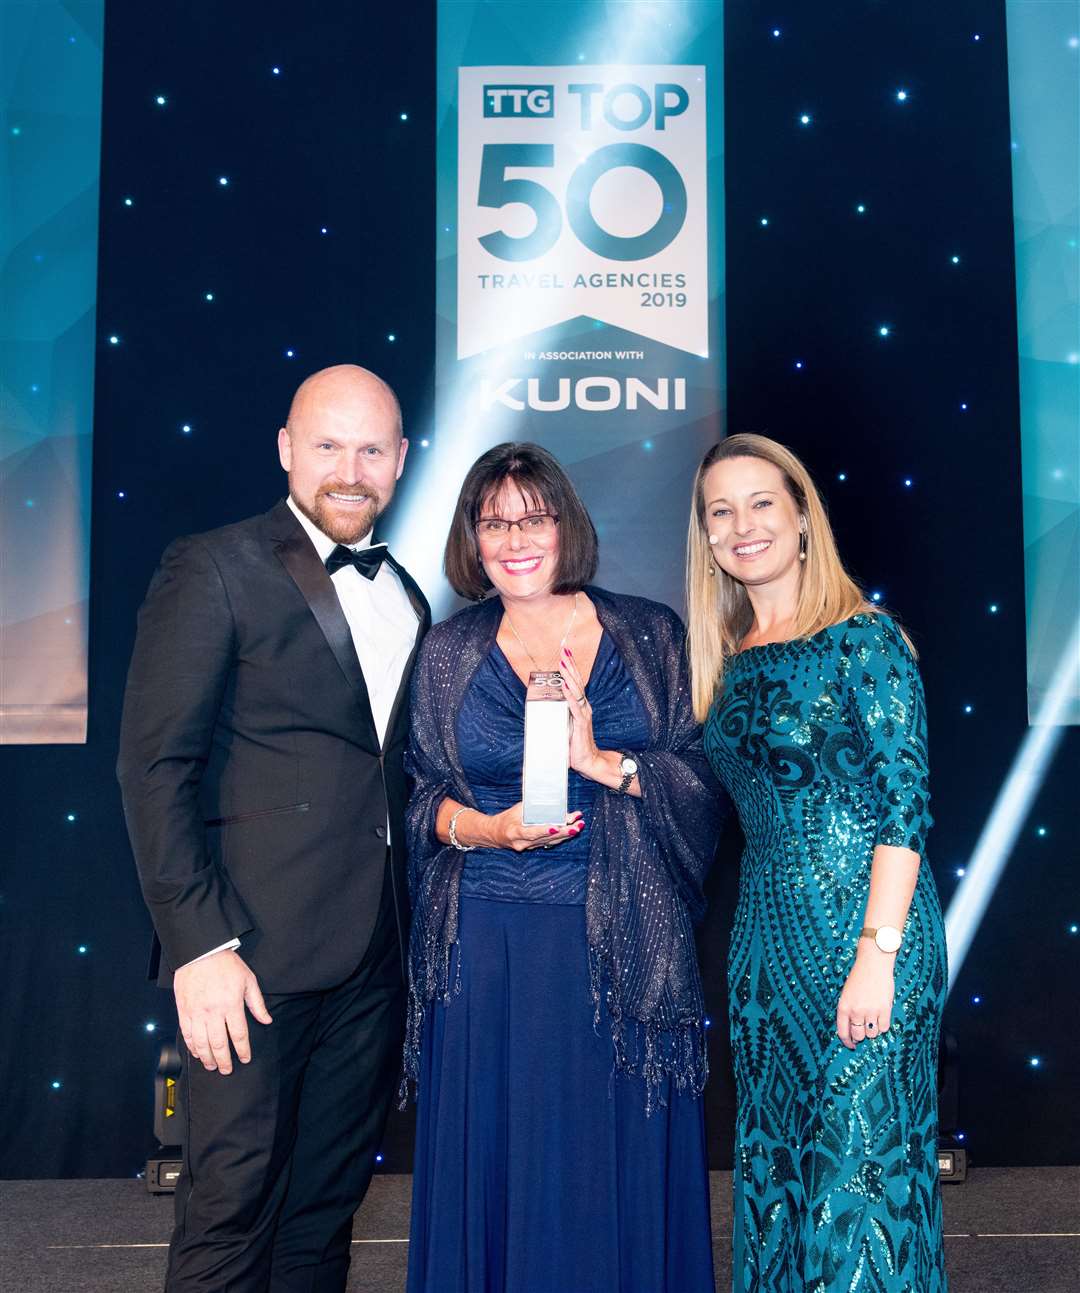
174, 949, 272, 1075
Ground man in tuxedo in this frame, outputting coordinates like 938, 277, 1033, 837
118, 364, 429, 1291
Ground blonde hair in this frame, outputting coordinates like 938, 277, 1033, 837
686, 434, 885, 722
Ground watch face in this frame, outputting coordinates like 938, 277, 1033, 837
621, 757, 638, 775
875, 926, 903, 953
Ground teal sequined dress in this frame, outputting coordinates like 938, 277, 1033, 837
703, 614, 948, 1292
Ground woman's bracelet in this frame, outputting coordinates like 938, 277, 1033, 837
448, 806, 477, 852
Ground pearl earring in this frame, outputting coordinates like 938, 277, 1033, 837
708, 534, 719, 545
798, 531, 807, 562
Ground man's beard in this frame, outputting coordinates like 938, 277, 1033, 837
294, 482, 382, 546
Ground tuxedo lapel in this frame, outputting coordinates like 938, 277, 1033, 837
266, 502, 380, 751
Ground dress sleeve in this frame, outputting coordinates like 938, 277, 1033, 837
844, 616, 933, 854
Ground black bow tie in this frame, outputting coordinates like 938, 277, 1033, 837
325, 543, 390, 580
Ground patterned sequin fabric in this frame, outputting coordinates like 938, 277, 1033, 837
703, 614, 948, 1292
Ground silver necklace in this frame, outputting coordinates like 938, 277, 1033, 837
503, 593, 579, 674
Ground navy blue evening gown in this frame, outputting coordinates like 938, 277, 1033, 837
406, 633, 715, 1293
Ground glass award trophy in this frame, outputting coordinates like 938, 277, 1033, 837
522, 670, 569, 825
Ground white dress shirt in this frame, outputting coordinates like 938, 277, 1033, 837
184, 497, 419, 968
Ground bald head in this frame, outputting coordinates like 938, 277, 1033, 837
278, 364, 408, 545
285, 364, 402, 441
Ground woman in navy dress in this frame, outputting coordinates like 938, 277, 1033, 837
404, 443, 722, 1293
686, 435, 947, 1291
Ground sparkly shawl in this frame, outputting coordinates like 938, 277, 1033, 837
401, 586, 725, 1109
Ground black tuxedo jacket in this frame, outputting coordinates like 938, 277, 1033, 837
117, 500, 430, 992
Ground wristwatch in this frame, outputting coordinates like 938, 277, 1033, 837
615, 753, 639, 795
860, 925, 903, 954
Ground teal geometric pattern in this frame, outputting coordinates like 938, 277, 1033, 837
0, 1, 103, 743
704, 615, 948, 1291
1006, 2, 1080, 723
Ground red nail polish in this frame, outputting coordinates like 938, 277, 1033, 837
548, 827, 557, 835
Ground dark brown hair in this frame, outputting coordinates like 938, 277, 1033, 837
444, 442, 598, 600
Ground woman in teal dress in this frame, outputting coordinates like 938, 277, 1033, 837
686, 434, 948, 1292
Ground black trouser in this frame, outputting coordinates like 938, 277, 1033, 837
166, 863, 404, 1292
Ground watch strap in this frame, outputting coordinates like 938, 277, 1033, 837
615, 752, 638, 795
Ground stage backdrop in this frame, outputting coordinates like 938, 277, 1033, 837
388, 0, 725, 610
0, 0, 103, 744
1, 0, 1077, 1181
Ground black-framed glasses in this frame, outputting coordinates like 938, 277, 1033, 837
473, 512, 559, 539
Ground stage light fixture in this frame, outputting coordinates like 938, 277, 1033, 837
937, 1143, 968, 1181
148, 1044, 184, 1194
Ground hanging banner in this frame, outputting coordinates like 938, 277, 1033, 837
393, 1, 724, 613
0, 2, 104, 743
456, 65, 709, 362
1005, 0, 1080, 724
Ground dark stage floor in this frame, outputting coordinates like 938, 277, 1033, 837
1, 1169, 1078, 1292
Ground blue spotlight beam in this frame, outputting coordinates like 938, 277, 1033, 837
945, 618, 1079, 991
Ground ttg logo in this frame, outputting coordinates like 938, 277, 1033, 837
483, 84, 554, 118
